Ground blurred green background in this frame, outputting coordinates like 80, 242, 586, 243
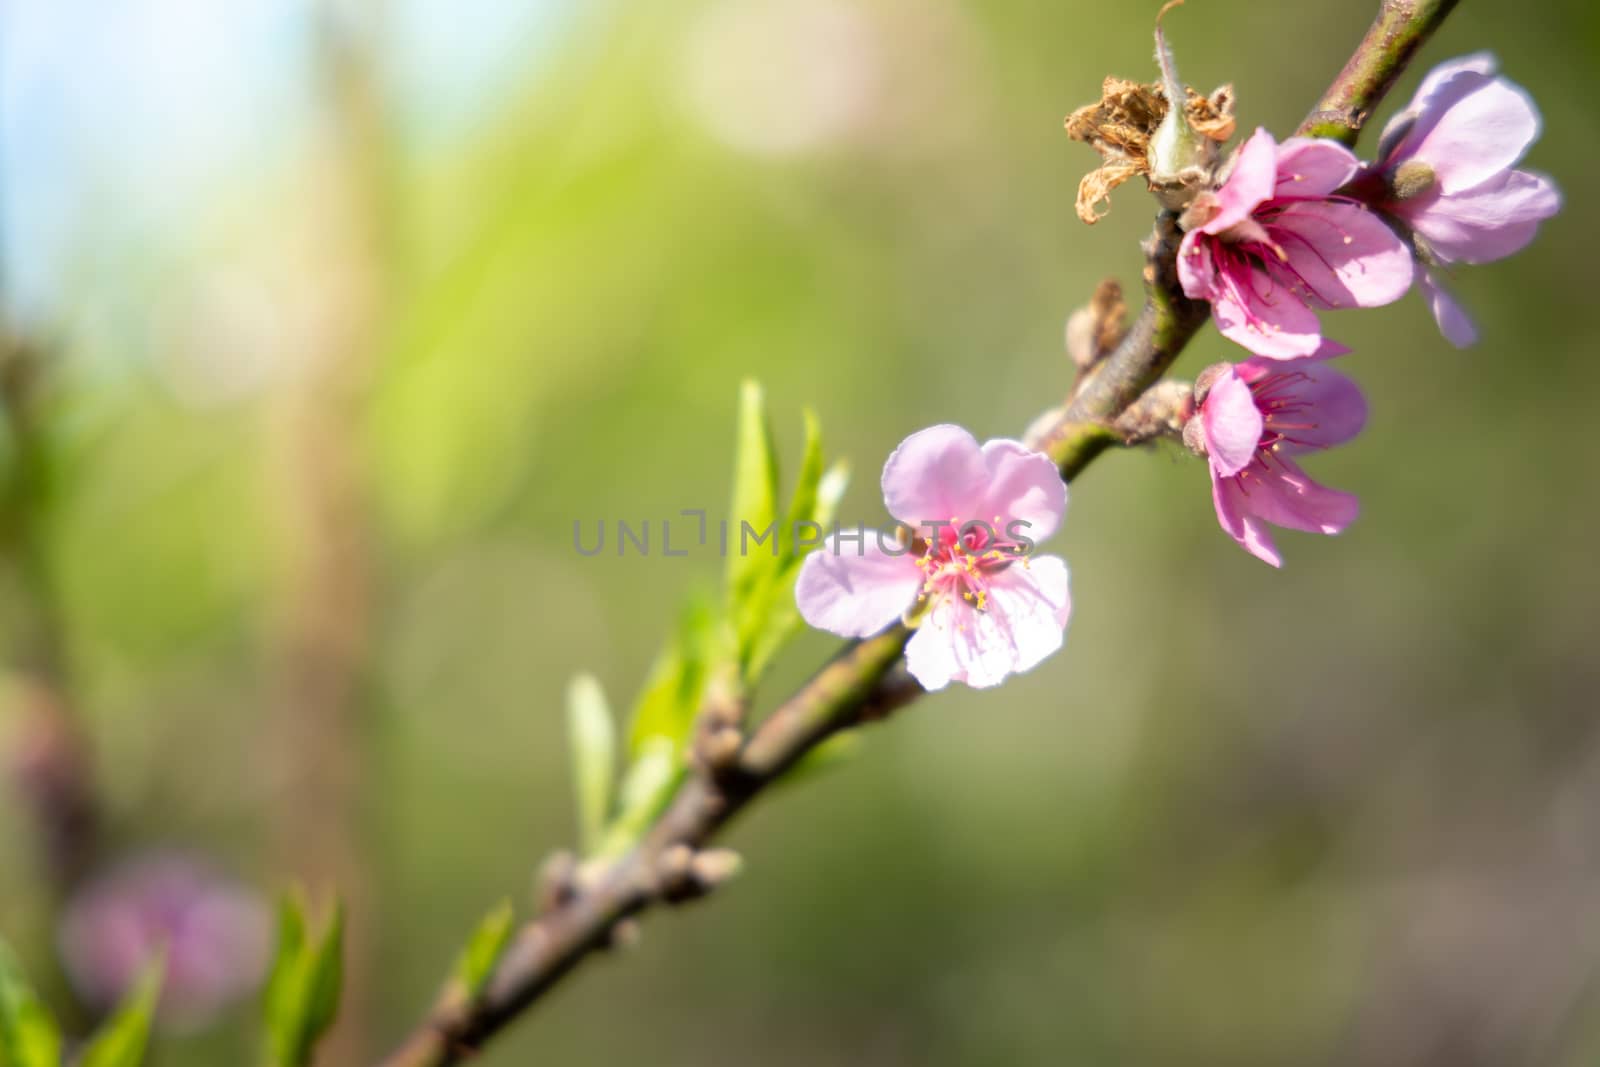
3, 0, 1599, 1064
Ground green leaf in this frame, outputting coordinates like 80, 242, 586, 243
724, 380, 780, 627
451, 901, 515, 1003
262, 893, 344, 1067
0, 939, 60, 1067
625, 595, 715, 758
779, 408, 825, 571
300, 902, 344, 1055
811, 460, 850, 533
743, 458, 851, 682
77, 957, 164, 1067
781, 729, 862, 788
262, 894, 307, 1064
598, 737, 681, 857
730, 409, 828, 677
566, 674, 616, 855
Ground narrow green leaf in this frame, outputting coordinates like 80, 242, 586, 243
77, 957, 164, 1067
811, 460, 851, 533
780, 408, 825, 571
598, 737, 681, 857
299, 901, 344, 1054
261, 893, 343, 1067
625, 595, 714, 758
743, 459, 852, 682
724, 380, 780, 622
0, 939, 61, 1067
566, 674, 616, 855
452, 901, 515, 1002
782, 730, 863, 787
262, 894, 308, 1065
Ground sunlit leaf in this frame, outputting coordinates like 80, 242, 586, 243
743, 458, 851, 682
0, 939, 60, 1067
262, 893, 344, 1067
599, 737, 681, 857
77, 957, 164, 1067
452, 900, 515, 1003
625, 595, 715, 758
566, 673, 616, 855
782, 729, 863, 787
780, 407, 825, 571
724, 380, 780, 633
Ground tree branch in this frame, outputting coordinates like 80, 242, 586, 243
1297, 0, 1462, 145
374, 4, 1455, 1062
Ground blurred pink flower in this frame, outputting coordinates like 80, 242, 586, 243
60, 853, 270, 1032
1360, 53, 1561, 347
795, 424, 1071, 690
1179, 128, 1414, 359
1195, 344, 1367, 567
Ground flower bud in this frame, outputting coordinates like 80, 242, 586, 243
1146, 1, 1218, 210
1112, 380, 1194, 444
1181, 414, 1208, 457
1192, 361, 1233, 406
689, 848, 744, 891
1065, 279, 1127, 371
1389, 159, 1436, 201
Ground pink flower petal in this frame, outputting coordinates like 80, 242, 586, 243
1413, 52, 1499, 108
903, 555, 1071, 690
1377, 54, 1498, 165
1202, 128, 1278, 235
1418, 268, 1478, 348
1210, 455, 1358, 567
1178, 230, 1217, 301
1238, 455, 1359, 535
1271, 200, 1414, 309
1242, 356, 1368, 452
1274, 137, 1360, 199
1400, 168, 1561, 265
1405, 70, 1541, 193
880, 424, 989, 528
984, 555, 1072, 676
903, 600, 961, 691
1201, 368, 1263, 477
1210, 264, 1324, 359
794, 534, 920, 638
976, 439, 1067, 543
1211, 473, 1282, 567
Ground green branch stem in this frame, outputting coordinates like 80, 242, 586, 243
1298, 0, 1462, 145
374, 4, 1456, 1063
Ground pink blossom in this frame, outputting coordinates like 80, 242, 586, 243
1179, 128, 1414, 359
60, 853, 270, 1031
795, 425, 1071, 690
1360, 53, 1561, 347
1194, 343, 1367, 567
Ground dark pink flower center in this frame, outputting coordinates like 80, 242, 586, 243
1209, 196, 1366, 326
912, 521, 1031, 615
1219, 371, 1321, 499
1249, 370, 1321, 451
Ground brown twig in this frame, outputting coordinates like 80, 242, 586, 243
374, 4, 1455, 1062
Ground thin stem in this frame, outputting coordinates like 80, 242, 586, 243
1297, 0, 1462, 145
374, 4, 1455, 1062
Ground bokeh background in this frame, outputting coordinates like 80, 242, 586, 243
2, 0, 1599, 1064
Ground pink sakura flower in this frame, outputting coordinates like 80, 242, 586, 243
1359, 53, 1561, 347
1179, 128, 1414, 359
60, 853, 270, 1031
1190, 343, 1367, 567
795, 425, 1071, 690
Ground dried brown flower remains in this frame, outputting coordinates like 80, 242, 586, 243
1065, 79, 1235, 224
